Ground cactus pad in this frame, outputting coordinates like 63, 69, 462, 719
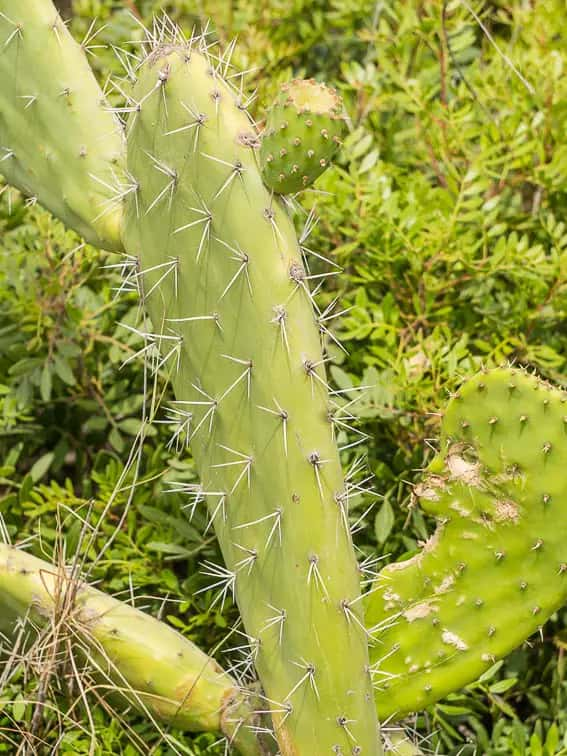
0, 0, 125, 249
260, 79, 346, 194
366, 367, 567, 719
122, 40, 379, 755
0, 544, 263, 754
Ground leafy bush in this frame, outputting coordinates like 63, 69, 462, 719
0, 0, 565, 753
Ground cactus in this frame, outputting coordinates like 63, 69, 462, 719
122, 38, 380, 756
0, 0, 125, 249
366, 367, 567, 720
0, 543, 264, 755
260, 79, 346, 194
2, 2, 567, 751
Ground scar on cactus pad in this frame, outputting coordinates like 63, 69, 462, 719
260, 79, 347, 194
366, 367, 567, 720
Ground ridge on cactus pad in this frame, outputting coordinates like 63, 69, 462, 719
260, 79, 346, 194
366, 367, 567, 720
122, 36, 380, 756
0, 0, 125, 250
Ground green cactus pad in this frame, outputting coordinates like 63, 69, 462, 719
122, 42, 380, 755
366, 367, 567, 720
260, 79, 346, 194
0, 0, 125, 249
0, 544, 263, 755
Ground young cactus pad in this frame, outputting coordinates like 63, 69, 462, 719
122, 40, 380, 756
366, 367, 567, 720
0, 543, 263, 755
260, 79, 346, 194
0, 0, 125, 250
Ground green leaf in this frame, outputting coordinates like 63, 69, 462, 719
11, 693, 26, 722
530, 733, 543, 756
19, 473, 34, 504
54, 355, 76, 386
30, 452, 54, 482
544, 723, 559, 754
84, 416, 108, 432
374, 499, 394, 543
146, 542, 195, 558
477, 660, 504, 683
109, 427, 124, 453
118, 417, 143, 435
489, 677, 517, 694
40, 363, 52, 402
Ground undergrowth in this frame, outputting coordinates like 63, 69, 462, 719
0, 0, 565, 753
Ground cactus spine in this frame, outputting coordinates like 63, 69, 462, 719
0, 0, 125, 249
0, 543, 263, 754
366, 367, 567, 719
122, 40, 380, 755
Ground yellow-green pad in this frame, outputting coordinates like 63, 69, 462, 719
260, 79, 346, 194
0, 0, 125, 249
0, 544, 262, 754
366, 367, 567, 719
123, 43, 380, 755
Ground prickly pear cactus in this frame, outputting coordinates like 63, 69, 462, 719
366, 367, 567, 720
0, 0, 125, 249
260, 79, 346, 194
122, 39, 380, 756
0, 543, 262, 755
